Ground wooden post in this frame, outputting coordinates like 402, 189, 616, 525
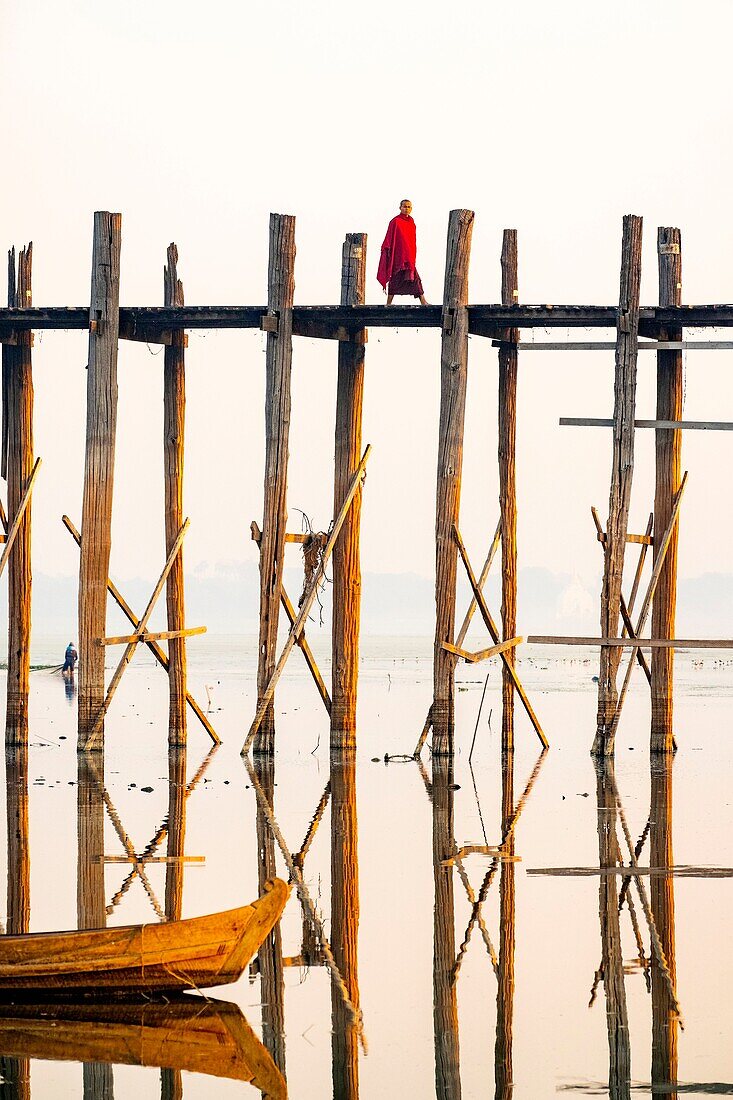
331, 234, 367, 749
432, 757, 461, 1097
5, 743, 30, 1098
494, 750, 515, 1100
432, 209, 474, 757
254, 757, 287, 1076
331, 752, 360, 1099
4, 246, 34, 743
163, 244, 187, 745
78, 212, 122, 750
165, 746, 186, 922
650, 757, 678, 1091
651, 228, 682, 753
593, 215, 643, 756
255, 214, 295, 756
498, 230, 518, 753
594, 760, 631, 1094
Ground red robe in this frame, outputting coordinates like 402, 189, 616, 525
377, 214, 417, 290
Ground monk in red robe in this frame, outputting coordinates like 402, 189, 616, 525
377, 199, 428, 305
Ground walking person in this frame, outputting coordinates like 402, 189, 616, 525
62, 641, 78, 677
377, 199, 428, 305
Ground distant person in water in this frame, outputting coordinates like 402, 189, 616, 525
62, 642, 78, 676
377, 199, 428, 305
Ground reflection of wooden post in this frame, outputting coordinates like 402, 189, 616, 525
78, 212, 122, 750
651, 229, 682, 754
4, 246, 34, 743
256, 214, 296, 756
594, 760, 631, 1097
254, 757, 287, 1076
650, 757, 678, 1092
164, 244, 187, 745
494, 748, 515, 1099
332, 234, 367, 749
498, 231, 518, 754
165, 746, 187, 922
77, 755, 114, 1098
331, 752, 360, 1098
433, 210, 474, 757
3, 745, 30, 1099
594, 215, 643, 757
432, 757, 461, 1097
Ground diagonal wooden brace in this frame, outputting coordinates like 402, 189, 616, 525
0, 457, 40, 580
601, 473, 688, 752
454, 525, 548, 749
250, 521, 331, 717
243, 445, 371, 755
84, 519, 190, 751
413, 519, 501, 758
62, 515, 219, 746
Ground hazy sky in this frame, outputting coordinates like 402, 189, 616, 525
2, 1, 732, 608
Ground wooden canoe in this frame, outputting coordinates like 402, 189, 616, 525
0, 996, 286, 1096
0, 878, 289, 994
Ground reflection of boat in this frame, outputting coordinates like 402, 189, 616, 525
0, 997, 286, 1096
0, 879, 288, 994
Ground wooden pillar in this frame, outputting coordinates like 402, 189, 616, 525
254, 757, 287, 1076
432, 757, 461, 1097
651, 229, 682, 753
494, 750, 515, 1099
4, 744, 30, 1099
593, 215, 643, 757
4, 245, 34, 742
498, 230, 518, 754
650, 756, 678, 1092
165, 746, 187, 922
331, 234, 367, 749
78, 212, 122, 750
432, 209, 474, 757
594, 760, 631, 1095
255, 214, 295, 756
164, 244, 187, 745
330, 751, 360, 1098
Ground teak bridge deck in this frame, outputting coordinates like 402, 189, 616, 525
0, 211, 721, 758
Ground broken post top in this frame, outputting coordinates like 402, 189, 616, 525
268, 214, 296, 309
442, 210, 474, 308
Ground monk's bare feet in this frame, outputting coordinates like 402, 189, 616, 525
386, 294, 394, 306
419, 295, 429, 305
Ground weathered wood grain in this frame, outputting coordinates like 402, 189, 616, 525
650, 758, 678, 1089
256, 214, 296, 755
594, 215, 643, 756
332, 234, 367, 749
651, 228, 683, 752
499, 230, 518, 752
4, 245, 34, 740
163, 244, 188, 745
433, 210, 474, 756
432, 758, 462, 1098
78, 212, 122, 749
331, 752, 360, 1099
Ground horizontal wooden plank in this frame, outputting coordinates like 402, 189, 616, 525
494, 340, 733, 351
528, 865, 733, 878
250, 527, 310, 546
99, 626, 206, 646
2, 303, 733, 335
561, 418, 733, 431
597, 531, 653, 546
441, 636, 522, 663
528, 635, 733, 649
100, 855, 205, 864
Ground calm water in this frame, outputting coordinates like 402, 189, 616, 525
0, 636, 731, 1098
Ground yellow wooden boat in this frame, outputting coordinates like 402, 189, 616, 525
0, 878, 288, 994
0, 996, 286, 1096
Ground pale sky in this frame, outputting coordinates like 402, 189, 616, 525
1, 0, 732, 596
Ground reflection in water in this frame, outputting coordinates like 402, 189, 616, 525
163, 742, 187, 1100
254, 757, 287, 1078
3, 743, 30, 1100
495, 751, 515, 1100
432, 757, 461, 1099
331, 751, 360, 1100
594, 760, 631, 1100
63, 671, 77, 706
77, 754, 113, 1099
650, 756, 678, 1099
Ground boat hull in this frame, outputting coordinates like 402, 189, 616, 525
0, 878, 289, 994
